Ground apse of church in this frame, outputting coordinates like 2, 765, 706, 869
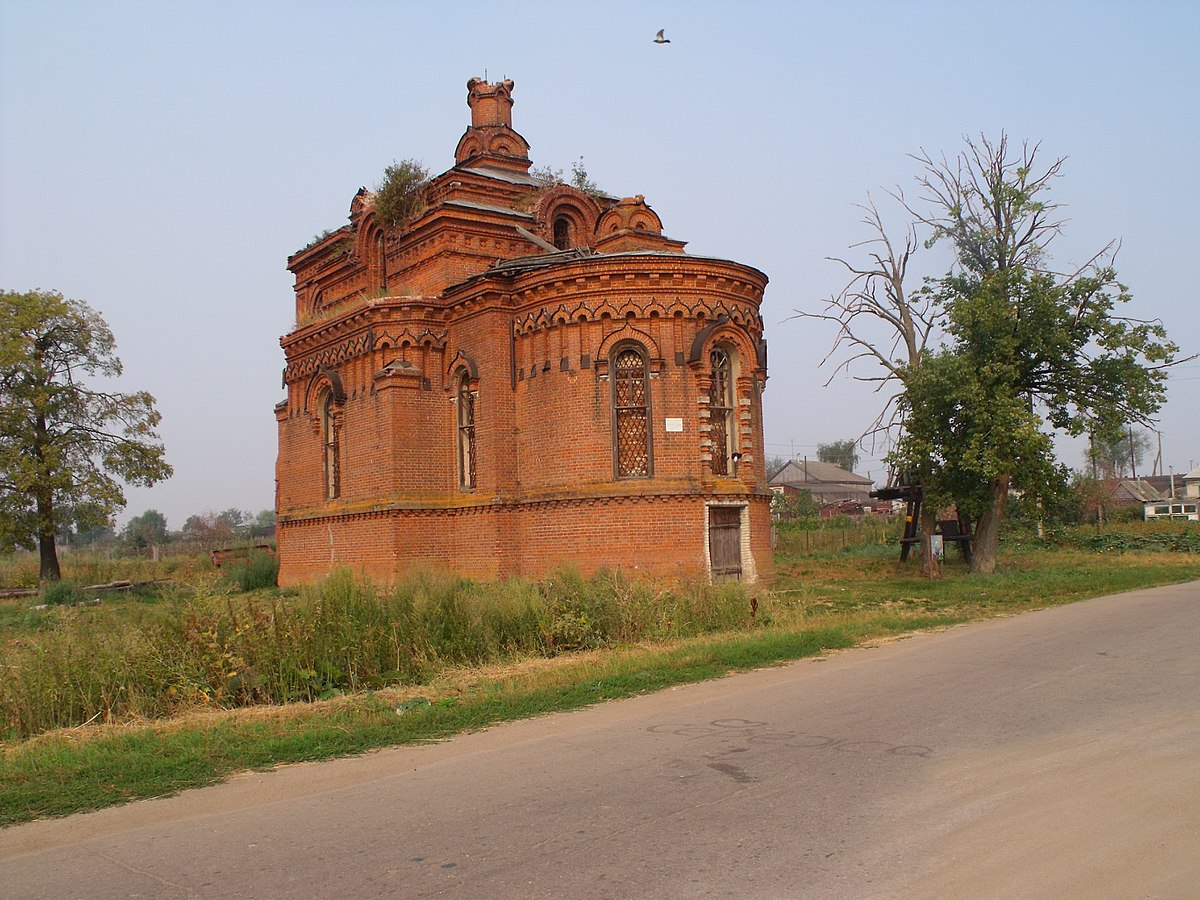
275, 78, 772, 585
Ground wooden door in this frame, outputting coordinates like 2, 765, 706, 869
708, 506, 743, 580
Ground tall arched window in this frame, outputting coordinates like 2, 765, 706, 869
321, 390, 340, 499
552, 216, 571, 250
709, 346, 736, 475
612, 345, 652, 478
457, 372, 477, 489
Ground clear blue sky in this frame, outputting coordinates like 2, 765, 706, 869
2, 0, 1197, 529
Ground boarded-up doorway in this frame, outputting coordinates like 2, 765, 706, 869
708, 505, 743, 580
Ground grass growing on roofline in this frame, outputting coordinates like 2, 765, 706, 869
2, 539, 1199, 827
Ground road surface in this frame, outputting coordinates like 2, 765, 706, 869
3, 580, 1198, 898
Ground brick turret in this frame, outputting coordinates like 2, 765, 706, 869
454, 77, 531, 171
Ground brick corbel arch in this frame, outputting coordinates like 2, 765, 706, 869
687, 316, 759, 374
594, 324, 664, 377
445, 350, 480, 390
532, 185, 604, 249
303, 366, 346, 413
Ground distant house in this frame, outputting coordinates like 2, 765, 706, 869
1111, 479, 1166, 508
768, 460, 873, 507
1184, 466, 1200, 500
1143, 466, 1200, 521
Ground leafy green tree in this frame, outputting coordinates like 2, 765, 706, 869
764, 456, 790, 479
121, 509, 168, 549
0, 290, 172, 580
69, 523, 115, 548
817, 440, 860, 472
373, 159, 429, 228
182, 512, 229, 548
251, 508, 276, 537
890, 136, 1180, 572
1087, 428, 1152, 480
217, 508, 249, 532
770, 488, 819, 520
530, 157, 604, 195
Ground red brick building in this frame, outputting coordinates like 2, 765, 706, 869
275, 78, 772, 585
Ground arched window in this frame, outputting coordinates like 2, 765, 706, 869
457, 372, 477, 489
709, 346, 736, 475
612, 345, 652, 478
321, 390, 340, 499
552, 216, 571, 250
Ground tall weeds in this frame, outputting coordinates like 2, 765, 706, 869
1, 567, 754, 740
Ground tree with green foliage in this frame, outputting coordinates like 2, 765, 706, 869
1087, 428, 1152, 480
121, 509, 168, 550
817, 440, 860, 472
251, 508, 276, 537
0, 290, 172, 580
531, 157, 604, 195
373, 159, 429, 228
764, 455, 790, 480
889, 136, 1181, 573
770, 488, 820, 520
217, 508, 248, 530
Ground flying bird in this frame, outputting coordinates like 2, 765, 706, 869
654, 29, 670, 44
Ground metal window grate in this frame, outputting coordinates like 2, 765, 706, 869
614, 347, 650, 477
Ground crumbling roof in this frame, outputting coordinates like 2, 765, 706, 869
458, 166, 545, 186
442, 199, 534, 219
487, 248, 597, 274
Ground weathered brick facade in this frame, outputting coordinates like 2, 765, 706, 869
276, 78, 772, 585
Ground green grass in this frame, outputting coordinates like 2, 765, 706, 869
2, 538, 1199, 827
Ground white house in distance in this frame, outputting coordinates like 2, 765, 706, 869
1143, 465, 1200, 522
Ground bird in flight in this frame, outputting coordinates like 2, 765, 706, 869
654, 29, 670, 44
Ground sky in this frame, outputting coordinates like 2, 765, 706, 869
2, 0, 1198, 531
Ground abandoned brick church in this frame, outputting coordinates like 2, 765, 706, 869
275, 78, 772, 585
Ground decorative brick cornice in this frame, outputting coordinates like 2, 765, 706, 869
278, 487, 772, 526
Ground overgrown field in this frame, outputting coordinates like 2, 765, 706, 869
1, 567, 751, 740
2, 526, 1199, 826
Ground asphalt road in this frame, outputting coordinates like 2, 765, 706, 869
3, 580, 1199, 899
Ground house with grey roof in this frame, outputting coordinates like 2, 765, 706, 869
767, 460, 873, 506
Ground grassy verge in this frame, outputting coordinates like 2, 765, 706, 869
2, 547, 1199, 827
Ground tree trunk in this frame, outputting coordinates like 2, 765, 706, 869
970, 474, 1010, 574
919, 504, 941, 578
37, 492, 62, 582
33, 407, 62, 582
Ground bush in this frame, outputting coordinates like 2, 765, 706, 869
374, 160, 429, 228
222, 551, 279, 592
38, 579, 82, 606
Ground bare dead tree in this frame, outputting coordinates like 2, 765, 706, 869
908, 134, 1067, 275
791, 194, 944, 449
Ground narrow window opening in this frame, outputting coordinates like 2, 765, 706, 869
375, 232, 387, 292
709, 347, 736, 475
457, 373, 477, 489
553, 216, 571, 250
321, 391, 340, 499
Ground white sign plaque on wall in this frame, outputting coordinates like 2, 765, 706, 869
664, 417, 684, 433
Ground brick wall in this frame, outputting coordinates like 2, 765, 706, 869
276, 79, 773, 587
